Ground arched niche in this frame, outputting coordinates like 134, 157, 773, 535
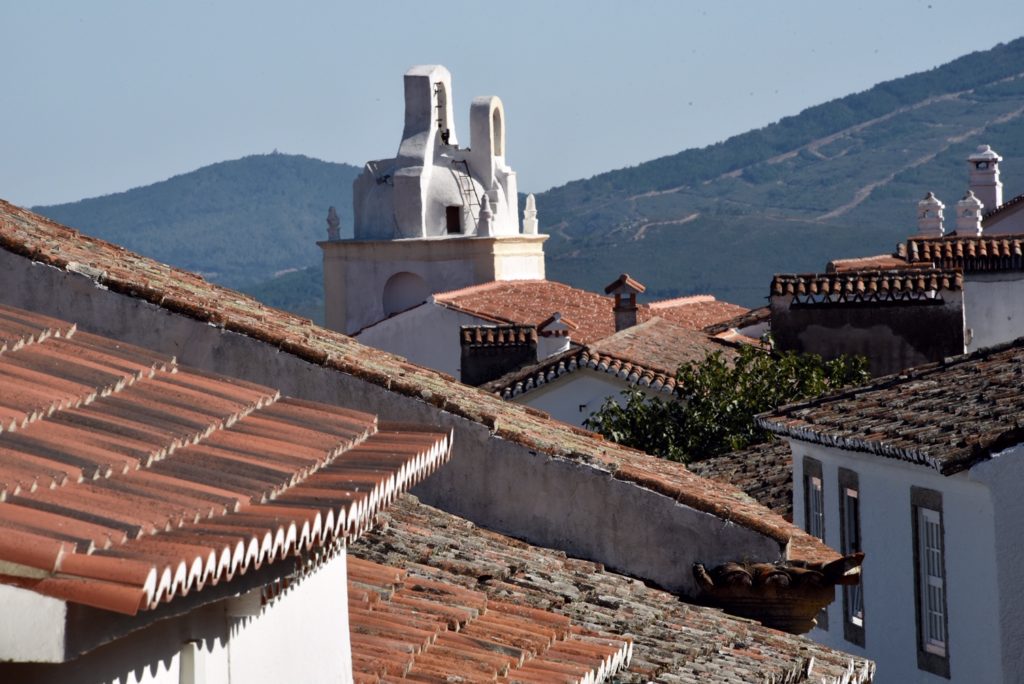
492, 106, 503, 157
383, 272, 430, 316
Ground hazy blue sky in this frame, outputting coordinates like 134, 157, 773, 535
3, 1, 1022, 206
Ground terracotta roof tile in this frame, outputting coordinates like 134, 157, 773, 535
643, 296, 750, 330
905, 234, 1024, 272
758, 338, 1024, 475
486, 319, 737, 400
0, 304, 452, 615
351, 495, 873, 683
686, 440, 793, 520
0, 200, 830, 568
771, 268, 963, 303
347, 555, 631, 682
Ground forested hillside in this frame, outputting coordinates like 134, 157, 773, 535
34, 153, 359, 289
32, 38, 1024, 319
540, 38, 1024, 305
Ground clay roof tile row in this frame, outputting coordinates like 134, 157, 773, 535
351, 495, 873, 683
0, 303, 453, 615
905, 234, 1024, 271
0, 200, 833, 570
348, 555, 632, 682
771, 268, 962, 299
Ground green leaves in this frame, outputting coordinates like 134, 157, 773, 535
585, 346, 868, 463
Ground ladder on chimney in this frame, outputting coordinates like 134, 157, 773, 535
450, 160, 481, 228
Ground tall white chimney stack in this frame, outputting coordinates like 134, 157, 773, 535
967, 144, 1003, 215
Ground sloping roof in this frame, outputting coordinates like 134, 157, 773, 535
0, 199, 835, 568
771, 268, 963, 302
0, 302, 451, 615
433, 280, 748, 345
904, 234, 1024, 272
983, 191, 1024, 221
702, 306, 770, 335
351, 495, 874, 683
687, 440, 793, 520
644, 295, 750, 330
485, 318, 737, 400
435, 280, 617, 344
348, 556, 632, 682
757, 338, 1024, 475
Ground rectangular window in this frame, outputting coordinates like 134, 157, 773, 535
839, 468, 864, 646
912, 487, 950, 678
803, 457, 827, 630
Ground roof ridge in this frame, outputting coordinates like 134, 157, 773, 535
433, 279, 548, 301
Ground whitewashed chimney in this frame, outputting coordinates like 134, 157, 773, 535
956, 191, 984, 235
537, 312, 576, 359
523, 193, 539, 235
917, 192, 945, 237
967, 144, 1003, 215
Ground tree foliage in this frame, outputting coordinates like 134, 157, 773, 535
584, 346, 869, 462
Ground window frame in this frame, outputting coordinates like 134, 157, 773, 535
838, 468, 864, 646
911, 486, 951, 678
803, 456, 828, 630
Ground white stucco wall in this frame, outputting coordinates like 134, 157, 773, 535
967, 443, 1024, 680
963, 274, 1024, 351
514, 369, 658, 427
355, 302, 490, 380
0, 254, 788, 602
0, 549, 351, 683
791, 441, 1000, 683
983, 207, 1024, 234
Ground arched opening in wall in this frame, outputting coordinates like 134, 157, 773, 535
434, 82, 451, 145
492, 107, 503, 157
383, 272, 430, 316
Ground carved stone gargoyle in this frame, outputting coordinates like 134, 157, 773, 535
693, 552, 864, 634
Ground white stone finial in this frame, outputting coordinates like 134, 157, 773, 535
917, 192, 945, 237
956, 190, 984, 235
523, 194, 538, 235
326, 206, 341, 241
477, 194, 494, 236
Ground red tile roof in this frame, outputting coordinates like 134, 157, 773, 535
486, 318, 737, 399
348, 556, 631, 682
604, 273, 646, 295
352, 495, 874, 683
642, 295, 749, 330
0, 199, 834, 569
0, 303, 451, 615
434, 281, 748, 345
435, 280, 619, 344
686, 440, 794, 520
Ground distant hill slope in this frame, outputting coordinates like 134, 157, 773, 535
539, 38, 1024, 306
34, 153, 360, 289
31, 38, 1024, 319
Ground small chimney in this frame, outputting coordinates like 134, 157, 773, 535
537, 312, 577, 359
916, 192, 945, 237
956, 191, 984, 236
967, 144, 1003, 214
523, 193, 539, 235
326, 206, 341, 241
604, 273, 646, 332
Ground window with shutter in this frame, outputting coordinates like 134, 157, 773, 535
912, 487, 950, 678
